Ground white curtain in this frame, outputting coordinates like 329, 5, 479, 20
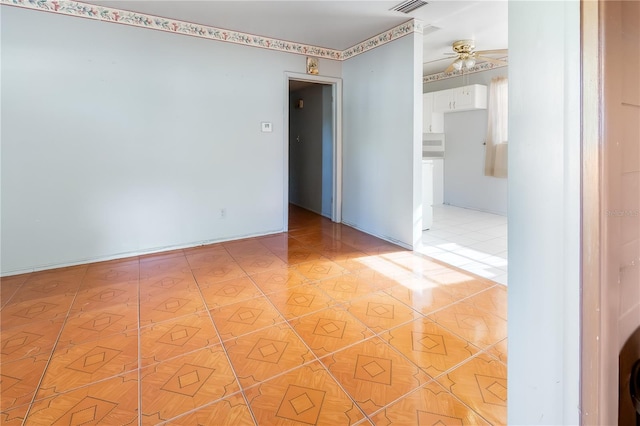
484, 77, 508, 177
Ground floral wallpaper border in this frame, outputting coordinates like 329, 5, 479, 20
1, 0, 421, 61
423, 60, 508, 83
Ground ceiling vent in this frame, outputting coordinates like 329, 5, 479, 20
391, 0, 428, 14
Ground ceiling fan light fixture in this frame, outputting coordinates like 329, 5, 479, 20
464, 57, 476, 68
452, 59, 463, 71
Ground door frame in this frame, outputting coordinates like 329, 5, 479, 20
283, 72, 343, 230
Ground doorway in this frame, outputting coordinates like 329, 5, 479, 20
283, 73, 342, 231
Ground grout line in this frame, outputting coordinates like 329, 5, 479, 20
20, 265, 90, 423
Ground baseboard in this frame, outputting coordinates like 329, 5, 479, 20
0, 229, 284, 277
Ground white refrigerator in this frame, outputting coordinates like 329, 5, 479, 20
422, 160, 434, 230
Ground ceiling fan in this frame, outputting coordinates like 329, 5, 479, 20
442, 40, 508, 73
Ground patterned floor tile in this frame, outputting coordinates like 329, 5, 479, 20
289, 306, 374, 357
0, 317, 65, 364
437, 353, 507, 426
25, 372, 138, 425
249, 267, 309, 294
245, 361, 365, 425
37, 331, 138, 399
82, 261, 139, 285
71, 280, 138, 313
463, 285, 508, 320
7, 275, 81, 305
223, 323, 315, 388
381, 318, 478, 378
320, 337, 430, 415
427, 302, 507, 350
315, 274, 379, 302
139, 286, 206, 326
191, 262, 248, 287
431, 274, 494, 299
487, 338, 508, 365
0, 353, 49, 412
57, 302, 138, 348
370, 381, 490, 425
236, 255, 288, 275
1, 296, 73, 330
293, 259, 348, 282
384, 284, 460, 316
224, 241, 273, 259
0, 274, 31, 307
139, 255, 191, 280
0, 206, 508, 424
198, 276, 263, 309
140, 346, 239, 424
210, 296, 285, 341
139, 272, 199, 296
265, 284, 335, 320
165, 393, 255, 425
140, 311, 220, 367
185, 246, 235, 269
346, 292, 419, 334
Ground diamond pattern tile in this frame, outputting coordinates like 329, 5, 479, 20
0, 205, 507, 424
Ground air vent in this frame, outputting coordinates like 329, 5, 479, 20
391, 0, 428, 14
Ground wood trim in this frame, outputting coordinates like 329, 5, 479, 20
580, 0, 602, 423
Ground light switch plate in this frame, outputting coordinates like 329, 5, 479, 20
261, 122, 273, 132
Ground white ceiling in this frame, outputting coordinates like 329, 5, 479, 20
85, 0, 508, 75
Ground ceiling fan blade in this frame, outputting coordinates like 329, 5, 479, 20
476, 56, 508, 66
423, 57, 458, 65
475, 49, 508, 55
444, 61, 456, 73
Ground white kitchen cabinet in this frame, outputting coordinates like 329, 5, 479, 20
431, 84, 487, 113
423, 93, 444, 133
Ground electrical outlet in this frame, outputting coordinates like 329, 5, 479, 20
220, 208, 226, 218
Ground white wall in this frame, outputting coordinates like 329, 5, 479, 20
508, 1, 581, 424
423, 67, 508, 215
342, 32, 423, 248
1, 7, 341, 274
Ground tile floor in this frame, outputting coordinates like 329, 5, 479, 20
0, 205, 507, 425
419, 205, 508, 285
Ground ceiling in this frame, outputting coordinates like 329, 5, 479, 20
85, 1, 508, 76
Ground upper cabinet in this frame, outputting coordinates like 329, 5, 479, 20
423, 92, 444, 133
431, 84, 488, 113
